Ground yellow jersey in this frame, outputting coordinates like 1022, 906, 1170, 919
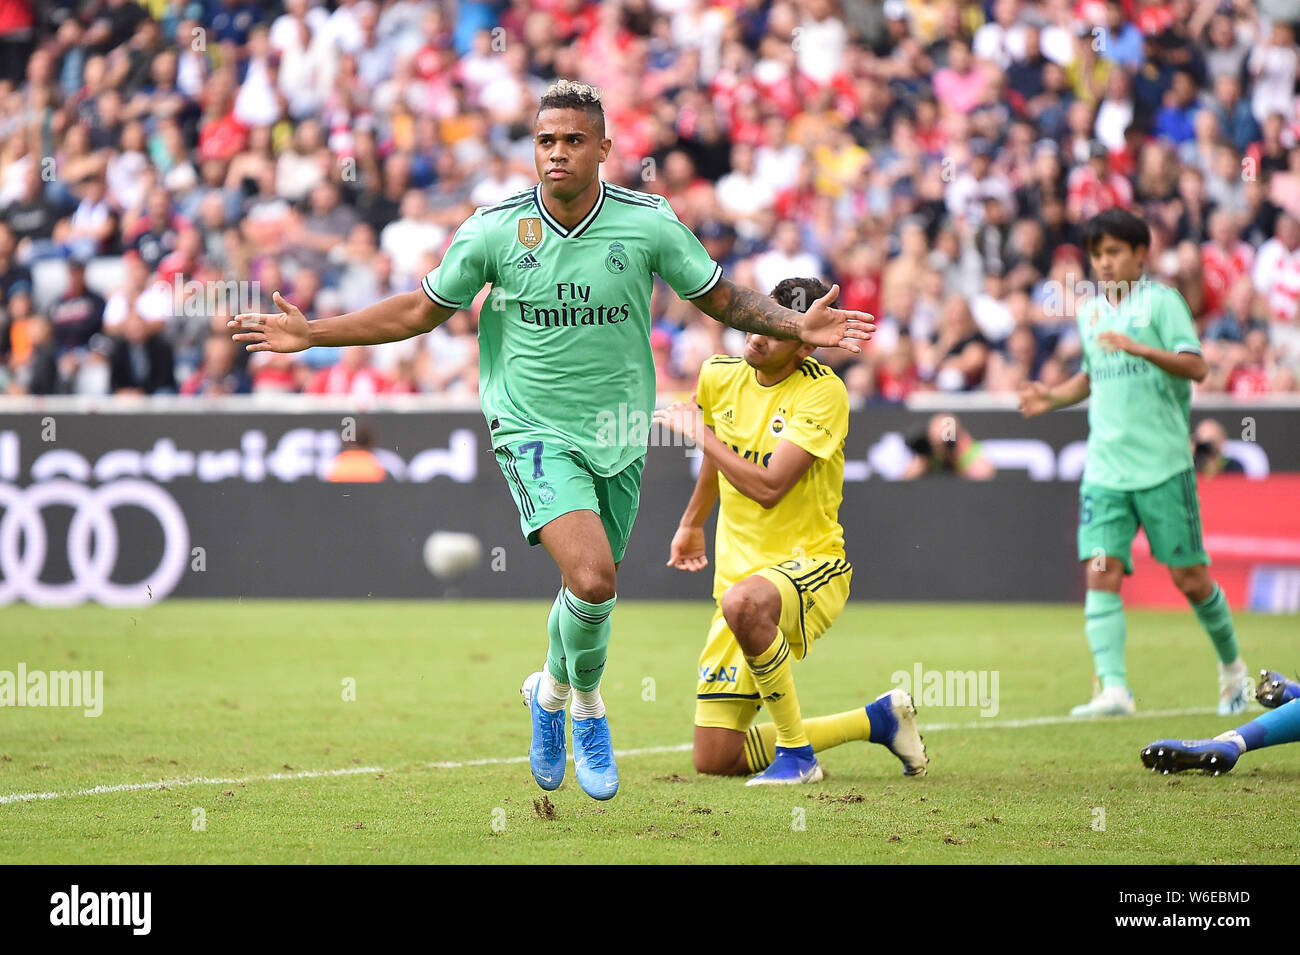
696, 354, 849, 601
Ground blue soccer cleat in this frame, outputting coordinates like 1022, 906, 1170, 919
572, 715, 619, 800
1256, 670, 1300, 709
521, 671, 565, 791
745, 744, 824, 786
1140, 738, 1240, 776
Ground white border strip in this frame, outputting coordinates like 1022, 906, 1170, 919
0, 707, 1225, 806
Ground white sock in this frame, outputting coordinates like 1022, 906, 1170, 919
1213, 730, 1247, 754
538, 668, 570, 713
570, 686, 605, 720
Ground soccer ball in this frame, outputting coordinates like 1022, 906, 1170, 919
423, 531, 483, 580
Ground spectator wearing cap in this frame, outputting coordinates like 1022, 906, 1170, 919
49, 255, 105, 354
62, 172, 119, 262
697, 220, 739, 277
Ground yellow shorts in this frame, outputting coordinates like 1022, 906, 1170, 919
695, 555, 852, 733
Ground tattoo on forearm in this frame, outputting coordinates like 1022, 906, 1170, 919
704, 279, 801, 339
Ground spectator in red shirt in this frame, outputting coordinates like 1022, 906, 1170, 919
196, 71, 248, 164
307, 345, 390, 397
1201, 210, 1255, 318
1067, 140, 1134, 220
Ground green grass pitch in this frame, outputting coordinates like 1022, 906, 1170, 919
1, 601, 1296, 864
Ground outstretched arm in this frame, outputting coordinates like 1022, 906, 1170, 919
1019, 371, 1091, 416
230, 290, 455, 353
693, 277, 874, 353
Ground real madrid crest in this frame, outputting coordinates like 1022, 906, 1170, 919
605, 241, 628, 274
518, 217, 543, 249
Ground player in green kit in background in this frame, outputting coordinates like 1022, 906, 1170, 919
229, 80, 874, 800
1018, 209, 1250, 718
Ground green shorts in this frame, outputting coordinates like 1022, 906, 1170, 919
1077, 469, 1210, 574
494, 439, 644, 562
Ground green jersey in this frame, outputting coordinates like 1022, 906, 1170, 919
421, 182, 723, 476
1077, 278, 1201, 491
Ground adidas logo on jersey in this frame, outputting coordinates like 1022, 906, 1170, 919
517, 252, 540, 270
721, 409, 734, 422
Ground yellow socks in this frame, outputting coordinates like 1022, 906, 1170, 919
744, 630, 809, 750
745, 709, 871, 772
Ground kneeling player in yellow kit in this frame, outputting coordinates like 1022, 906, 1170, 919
655, 277, 928, 784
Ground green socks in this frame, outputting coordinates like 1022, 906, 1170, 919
558, 589, 617, 693
545, 589, 567, 684
1085, 590, 1127, 690
1193, 583, 1239, 665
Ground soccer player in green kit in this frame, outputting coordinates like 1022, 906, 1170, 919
230, 80, 874, 800
1019, 209, 1250, 718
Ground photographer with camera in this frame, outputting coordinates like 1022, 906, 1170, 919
902, 412, 996, 480
1192, 418, 1245, 477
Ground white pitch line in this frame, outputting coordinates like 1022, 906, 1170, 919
919, 705, 1219, 732
0, 708, 1227, 806
0, 766, 386, 806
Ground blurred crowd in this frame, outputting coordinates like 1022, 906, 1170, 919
1, 0, 1299, 401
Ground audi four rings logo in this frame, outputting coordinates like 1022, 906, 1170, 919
0, 480, 189, 607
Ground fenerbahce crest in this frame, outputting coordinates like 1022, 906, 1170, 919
518, 217, 543, 249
